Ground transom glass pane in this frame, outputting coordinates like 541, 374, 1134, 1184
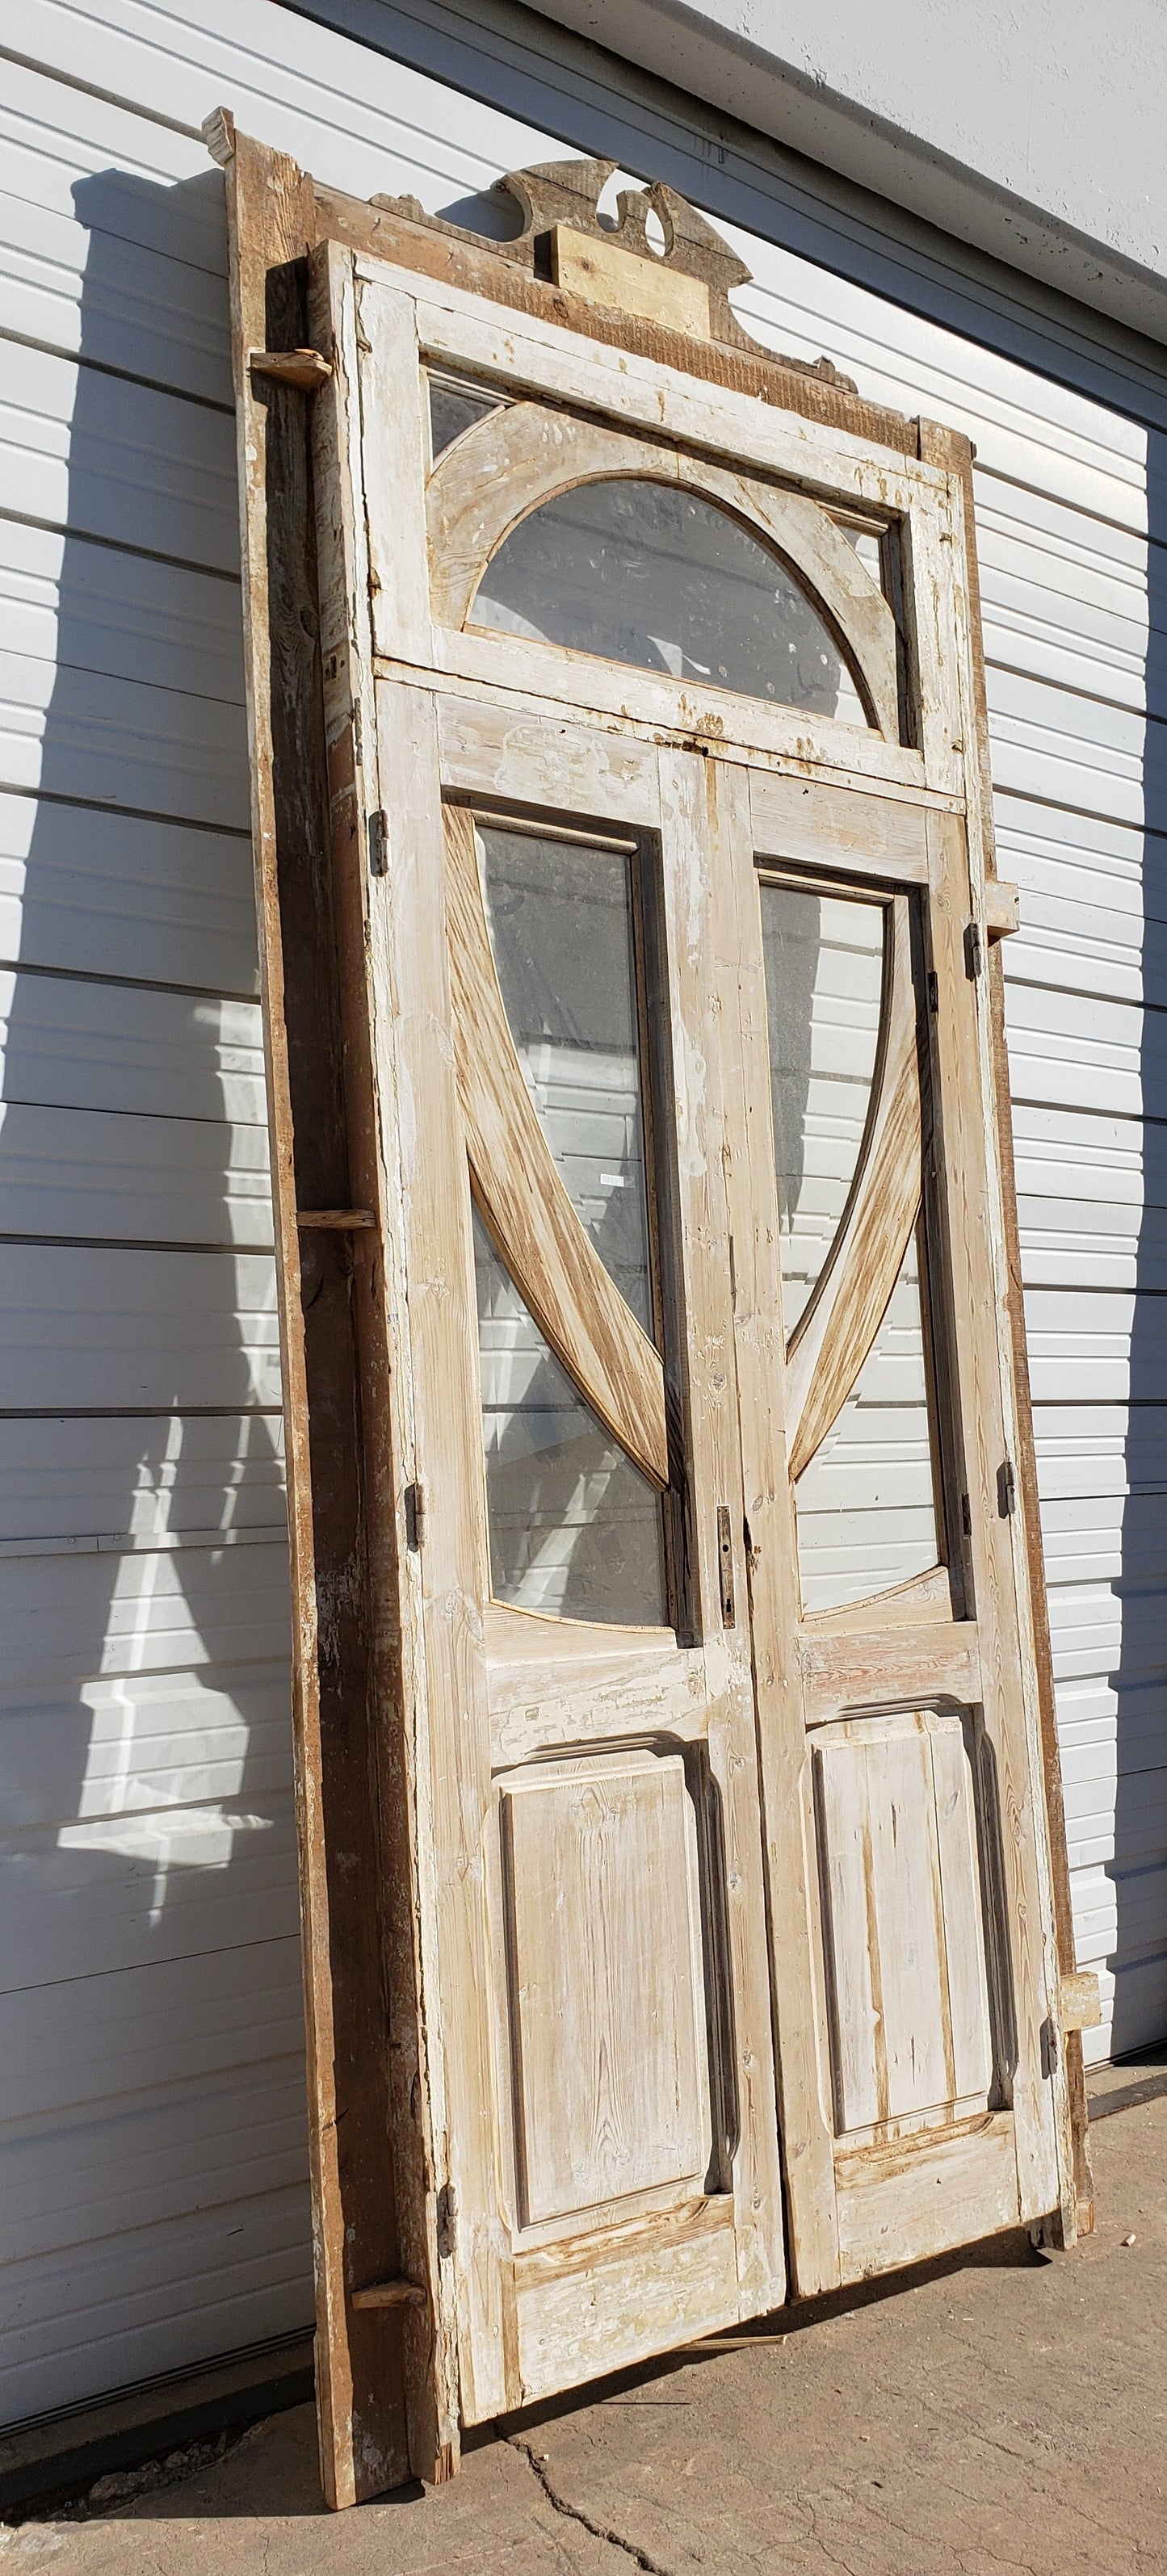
429, 372, 504, 459
474, 1211, 668, 1626
760, 882, 885, 1337
477, 824, 654, 1336
473, 479, 871, 725
794, 1227, 941, 1614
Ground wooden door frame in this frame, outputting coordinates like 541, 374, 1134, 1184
206, 107, 1093, 2509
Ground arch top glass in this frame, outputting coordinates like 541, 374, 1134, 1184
469, 476, 874, 727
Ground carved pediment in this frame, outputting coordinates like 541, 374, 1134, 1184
372, 155, 855, 389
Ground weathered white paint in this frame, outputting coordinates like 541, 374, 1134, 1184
0, 0, 1163, 2428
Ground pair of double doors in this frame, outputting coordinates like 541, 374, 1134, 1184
321, 241, 1069, 2432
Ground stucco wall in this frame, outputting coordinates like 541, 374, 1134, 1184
532, 1, 1167, 342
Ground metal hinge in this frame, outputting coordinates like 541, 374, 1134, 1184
404, 1481, 426, 1550
368, 808, 389, 877
926, 969, 939, 1013
435, 2183, 457, 2259
964, 921, 984, 979
997, 1458, 1017, 1517
716, 1504, 736, 1628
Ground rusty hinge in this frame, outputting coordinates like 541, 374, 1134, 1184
435, 2183, 457, 2259
964, 921, 983, 979
367, 808, 389, 877
716, 1504, 735, 1627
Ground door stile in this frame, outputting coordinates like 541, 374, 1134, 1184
308, 240, 460, 2494
654, 746, 788, 2316
921, 803, 1063, 2222
701, 754, 842, 2295
369, 681, 517, 2431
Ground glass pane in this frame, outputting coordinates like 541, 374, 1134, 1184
760, 883, 885, 1337
794, 1227, 941, 1614
477, 825, 653, 1336
429, 374, 502, 459
473, 479, 870, 724
474, 1210, 668, 1626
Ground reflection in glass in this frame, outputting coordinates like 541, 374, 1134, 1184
473, 479, 870, 724
429, 374, 502, 460
760, 883, 885, 1336
794, 1227, 940, 1614
477, 825, 654, 1336
474, 1211, 668, 1626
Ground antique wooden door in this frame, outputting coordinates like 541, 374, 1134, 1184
293, 179, 1076, 2473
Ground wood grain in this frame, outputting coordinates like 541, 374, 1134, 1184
443, 802, 669, 1487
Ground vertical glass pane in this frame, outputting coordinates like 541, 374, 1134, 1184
475, 1211, 668, 1626
473, 480, 871, 725
477, 825, 654, 1335
760, 883, 885, 1337
794, 1228, 940, 1614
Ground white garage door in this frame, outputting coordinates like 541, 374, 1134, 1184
2, 0, 1164, 2425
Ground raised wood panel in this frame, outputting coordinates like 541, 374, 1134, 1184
813, 1710, 994, 2140
500, 1751, 710, 2227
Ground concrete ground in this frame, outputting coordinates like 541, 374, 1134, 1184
5, 2065, 1165, 2576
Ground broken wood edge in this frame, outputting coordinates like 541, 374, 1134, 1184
1060, 1970, 1102, 2033
917, 417, 1094, 2242
250, 346, 334, 389
296, 1207, 377, 1228
984, 879, 1020, 938
351, 2280, 428, 2311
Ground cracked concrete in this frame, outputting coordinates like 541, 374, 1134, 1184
3, 2070, 1164, 2576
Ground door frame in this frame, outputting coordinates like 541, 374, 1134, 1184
211, 111, 1093, 2509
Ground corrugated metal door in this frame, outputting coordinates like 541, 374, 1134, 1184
2, 0, 1164, 2424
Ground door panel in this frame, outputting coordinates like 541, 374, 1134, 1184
377, 688, 787, 2414
299, 239, 1073, 2466
498, 1749, 712, 2226
813, 1708, 995, 2141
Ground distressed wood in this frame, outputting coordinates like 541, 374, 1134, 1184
1060, 1970, 1102, 2032
984, 879, 1020, 937
917, 416, 1092, 2238
783, 896, 922, 1479
835, 2112, 1019, 2277
749, 769, 930, 882
218, 120, 1081, 2501
426, 405, 901, 740
218, 125, 418, 2509
250, 346, 334, 388
443, 803, 668, 1486
309, 241, 460, 2483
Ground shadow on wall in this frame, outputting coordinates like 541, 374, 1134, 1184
0, 161, 310, 2419
1113, 430, 1167, 2056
